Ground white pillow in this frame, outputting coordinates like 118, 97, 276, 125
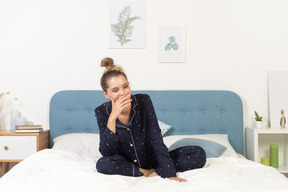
163, 134, 238, 158
51, 119, 172, 159
53, 133, 101, 159
53, 133, 237, 159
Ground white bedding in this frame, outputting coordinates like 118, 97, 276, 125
1, 149, 288, 192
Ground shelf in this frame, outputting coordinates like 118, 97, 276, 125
246, 127, 288, 175
247, 127, 288, 134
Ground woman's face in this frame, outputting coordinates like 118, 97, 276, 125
103, 75, 131, 102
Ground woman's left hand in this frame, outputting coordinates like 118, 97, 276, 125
169, 177, 187, 182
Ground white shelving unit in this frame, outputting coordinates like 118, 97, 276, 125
246, 127, 288, 173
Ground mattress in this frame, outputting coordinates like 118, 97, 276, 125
1, 148, 288, 192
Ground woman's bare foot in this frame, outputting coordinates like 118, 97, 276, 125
147, 171, 158, 177
139, 168, 158, 177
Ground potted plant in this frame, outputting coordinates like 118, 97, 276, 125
254, 111, 263, 128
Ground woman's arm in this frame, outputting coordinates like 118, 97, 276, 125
95, 93, 132, 156
95, 105, 118, 156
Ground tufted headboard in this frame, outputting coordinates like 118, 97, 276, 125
49, 90, 243, 154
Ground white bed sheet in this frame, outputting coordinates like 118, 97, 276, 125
1, 149, 288, 192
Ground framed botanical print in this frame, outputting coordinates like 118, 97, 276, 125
158, 26, 186, 63
109, 1, 146, 49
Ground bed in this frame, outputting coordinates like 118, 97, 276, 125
0, 90, 288, 192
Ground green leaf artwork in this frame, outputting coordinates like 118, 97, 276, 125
111, 6, 141, 46
165, 36, 179, 51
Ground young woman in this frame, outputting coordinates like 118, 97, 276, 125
95, 57, 206, 182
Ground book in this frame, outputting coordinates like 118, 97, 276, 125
14, 128, 43, 133
15, 125, 43, 130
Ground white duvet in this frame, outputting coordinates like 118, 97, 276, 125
1, 149, 288, 192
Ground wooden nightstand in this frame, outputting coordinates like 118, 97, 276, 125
0, 129, 49, 176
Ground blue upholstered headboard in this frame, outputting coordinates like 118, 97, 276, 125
49, 90, 243, 154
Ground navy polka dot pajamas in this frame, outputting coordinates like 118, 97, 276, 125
95, 94, 206, 178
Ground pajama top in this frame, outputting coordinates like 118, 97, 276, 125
95, 94, 177, 178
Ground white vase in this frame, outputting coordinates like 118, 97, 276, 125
10, 109, 20, 131
0, 110, 9, 130
0, 111, 5, 129
256, 121, 263, 128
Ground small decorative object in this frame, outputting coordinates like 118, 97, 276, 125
260, 157, 269, 166
0, 111, 4, 129
10, 109, 20, 131
254, 111, 263, 128
109, 0, 146, 48
15, 116, 27, 126
0, 91, 18, 112
280, 109, 286, 128
0, 91, 18, 129
158, 26, 186, 63
270, 144, 279, 168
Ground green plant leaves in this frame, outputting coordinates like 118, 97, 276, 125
111, 6, 141, 46
165, 36, 179, 51
254, 111, 263, 121
169, 36, 176, 43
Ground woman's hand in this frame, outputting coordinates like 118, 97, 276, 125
110, 93, 132, 119
107, 93, 131, 133
169, 177, 187, 182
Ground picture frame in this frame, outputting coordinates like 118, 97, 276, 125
268, 71, 288, 128
109, 0, 146, 49
158, 26, 186, 63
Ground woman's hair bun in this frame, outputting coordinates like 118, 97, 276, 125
101, 57, 115, 68
100, 57, 127, 91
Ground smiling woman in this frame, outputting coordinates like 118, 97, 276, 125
100, 58, 132, 131
95, 57, 206, 183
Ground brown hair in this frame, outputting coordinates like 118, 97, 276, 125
100, 57, 128, 92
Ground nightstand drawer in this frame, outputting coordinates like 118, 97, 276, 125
0, 136, 37, 160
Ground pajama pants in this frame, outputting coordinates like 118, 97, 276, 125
96, 146, 206, 178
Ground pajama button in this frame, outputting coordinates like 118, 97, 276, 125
134, 160, 137, 163
130, 143, 133, 147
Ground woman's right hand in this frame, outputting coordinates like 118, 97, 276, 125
107, 93, 131, 133
110, 93, 132, 119
169, 177, 187, 182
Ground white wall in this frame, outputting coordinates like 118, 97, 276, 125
1, 0, 288, 130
